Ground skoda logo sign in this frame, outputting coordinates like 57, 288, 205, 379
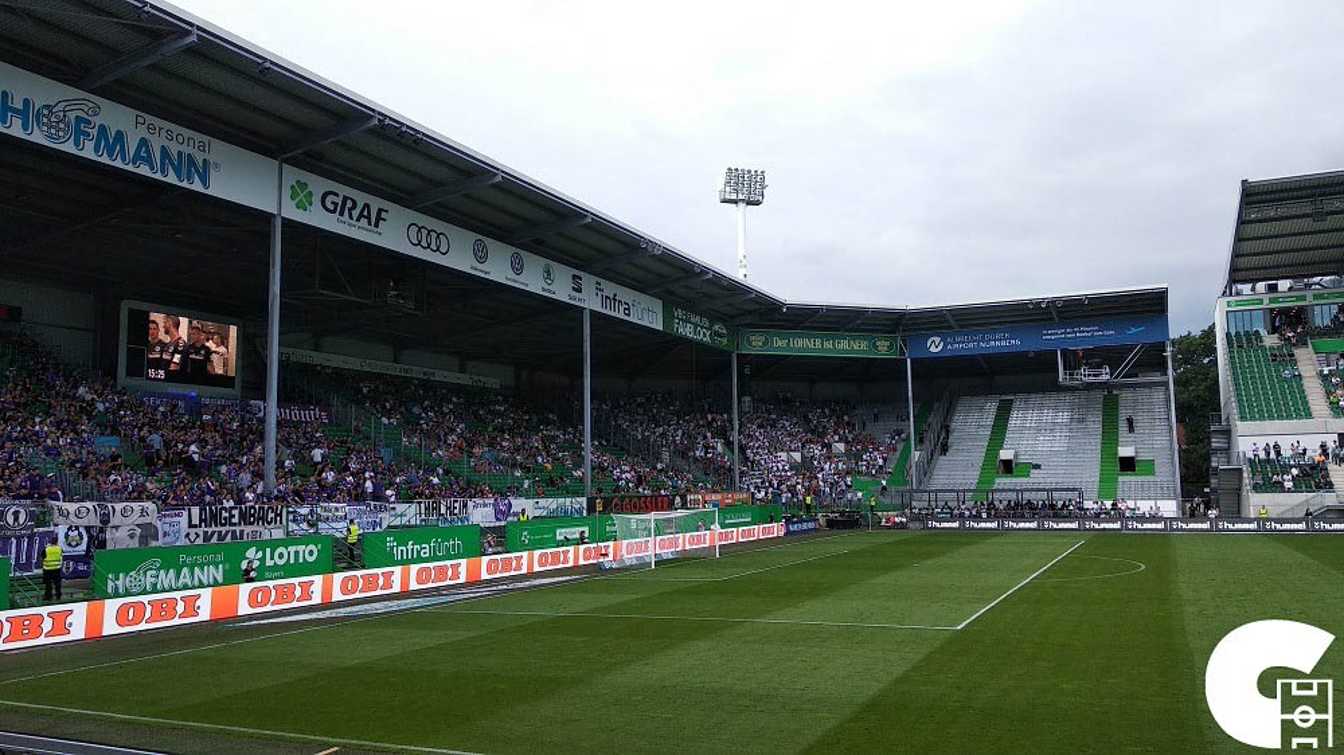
926, 336, 944, 353
543, 263, 555, 286
510, 251, 525, 276
406, 223, 450, 255
472, 238, 489, 264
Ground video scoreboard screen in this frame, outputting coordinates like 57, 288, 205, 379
119, 301, 240, 395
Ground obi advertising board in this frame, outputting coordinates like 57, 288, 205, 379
0, 523, 786, 652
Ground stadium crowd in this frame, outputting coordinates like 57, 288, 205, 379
0, 333, 897, 505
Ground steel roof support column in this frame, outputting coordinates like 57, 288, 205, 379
906, 355, 917, 491
583, 308, 592, 500
264, 161, 284, 495
732, 350, 740, 492
1166, 339, 1183, 505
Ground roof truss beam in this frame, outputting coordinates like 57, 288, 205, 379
646, 270, 711, 294
505, 214, 592, 244
78, 30, 198, 90
407, 172, 503, 209
280, 115, 380, 159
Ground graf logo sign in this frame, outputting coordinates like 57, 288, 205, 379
1206, 620, 1335, 749
318, 189, 389, 236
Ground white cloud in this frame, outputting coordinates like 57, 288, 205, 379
172, 0, 1344, 334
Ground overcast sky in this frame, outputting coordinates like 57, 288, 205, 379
173, 0, 1344, 335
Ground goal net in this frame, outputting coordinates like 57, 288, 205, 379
608, 509, 720, 570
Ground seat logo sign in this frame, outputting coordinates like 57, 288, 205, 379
926, 336, 944, 353
1206, 620, 1334, 749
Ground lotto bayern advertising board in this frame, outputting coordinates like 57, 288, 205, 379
738, 330, 901, 358
362, 525, 481, 568
907, 314, 1170, 359
92, 536, 331, 598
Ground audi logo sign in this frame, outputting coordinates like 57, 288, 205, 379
405, 223, 450, 255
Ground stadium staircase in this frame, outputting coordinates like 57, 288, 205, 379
1097, 394, 1119, 500
972, 399, 1014, 501
889, 403, 930, 488
1294, 345, 1332, 419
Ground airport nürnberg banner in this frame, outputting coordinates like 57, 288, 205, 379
906, 314, 1170, 359
0, 61, 663, 333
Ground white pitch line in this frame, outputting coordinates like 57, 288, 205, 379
953, 539, 1086, 630
1037, 555, 1146, 583
608, 529, 874, 577
433, 608, 957, 631
0, 700, 479, 754
606, 548, 855, 583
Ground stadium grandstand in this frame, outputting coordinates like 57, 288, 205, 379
0, 0, 1178, 523
4, 3, 1343, 754
1212, 169, 1344, 517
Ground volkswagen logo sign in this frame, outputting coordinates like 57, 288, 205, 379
406, 223, 450, 255
926, 336, 944, 353
510, 251, 525, 276
472, 238, 489, 264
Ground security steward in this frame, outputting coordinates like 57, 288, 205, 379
345, 519, 361, 566
42, 539, 63, 602
1257, 504, 1269, 519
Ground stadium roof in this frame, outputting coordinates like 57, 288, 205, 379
0, 0, 1168, 364
1224, 169, 1344, 293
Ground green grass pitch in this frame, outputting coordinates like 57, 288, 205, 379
1, 531, 1341, 753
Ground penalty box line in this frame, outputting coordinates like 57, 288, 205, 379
433, 608, 958, 631
602, 548, 856, 582
440, 537, 1088, 632
0, 699, 481, 755
953, 538, 1086, 630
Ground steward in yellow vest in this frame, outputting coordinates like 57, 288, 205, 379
42, 542, 63, 602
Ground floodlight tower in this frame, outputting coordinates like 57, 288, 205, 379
719, 167, 766, 281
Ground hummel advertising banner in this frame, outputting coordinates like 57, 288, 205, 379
906, 314, 1170, 359
0, 60, 276, 211
92, 536, 332, 598
280, 166, 663, 332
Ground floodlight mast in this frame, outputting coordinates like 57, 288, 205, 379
719, 167, 766, 281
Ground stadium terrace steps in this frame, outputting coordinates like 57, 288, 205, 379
1097, 394, 1120, 500
1114, 386, 1178, 498
923, 395, 1000, 491
1294, 345, 1333, 419
924, 387, 1177, 500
